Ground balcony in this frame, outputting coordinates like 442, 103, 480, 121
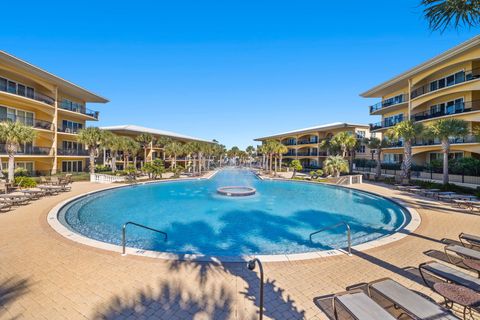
283, 141, 297, 146
297, 139, 319, 145
57, 126, 82, 134
0, 115, 53, 131
410, 100, 480, 122
0, 83, 55, 106
370, 116, 404, 131
284, 151, 296, 156
59, 103, 99, 119
297, 151, 318, 156
0, 144, 51, 155
57, 149, 89, 156
369, 94, 409, 114
411, 68, 480, 99
386, 135, 480, 148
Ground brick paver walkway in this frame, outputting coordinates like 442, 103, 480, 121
0, 181, 479, 319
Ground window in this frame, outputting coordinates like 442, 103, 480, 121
62, 141, 83, 150
429, 152, 463, 162
60, 99, 85, 113
428, 98, 464, 117
0, 106, 34, 126
383, 94, 405, 107
0, 78, 6, 91
384, 113, 403, 127
356, 130, 366, 138
62, 160, 83, 173
0, 77, 35, 97
383, 154, 403, 164
61, 120, 83, 133
428, 70, 466, 94
356, 145, 366, 153
2, 161, 34, 174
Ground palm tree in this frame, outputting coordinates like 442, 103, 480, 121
421, 0, 480, 32
330, 132, 358, 172
262, 140, 277, 172
136, 133, 153, 167
386, 120, 424, 181
164, 141, 184, 169
323, 155, 349, 178
256, 145, 267, 170
245, 145, 255, 167
274, 142, 288, 173
289, 159, 303, 178
0, 122, 36, 182
103, 132, 123, 172
77, 127, 105, 175
424, 119, 469, 184
364, 137, 390, 179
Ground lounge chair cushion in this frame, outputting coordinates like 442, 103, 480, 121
421, 262, 480, 292
447, 245, 480, 260
370, 279, 459, 319
335, 291, 396, 320
461, 234, 480, 245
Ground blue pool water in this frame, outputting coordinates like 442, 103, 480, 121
58, 169, 409, 256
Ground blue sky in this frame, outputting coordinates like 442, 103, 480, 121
3, 1, 479, 148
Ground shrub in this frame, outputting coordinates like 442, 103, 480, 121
353, 158, 376, 168
171, 165, 184, 178
2, 167, 30, 177
143, 159, 165, 179
95, 165, 111, 173
14, 176, 37, 188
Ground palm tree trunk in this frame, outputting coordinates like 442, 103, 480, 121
274, 155, 278, 174
376, 149, 381, 179
89, 151, 96, 174
279, 155, 283, 171
112, 151, 117, 172
269, 154, 273, 172
143, 148, 147, 167
442, 139, 450, 185
401, 141, 412, 181
8, 152, 15, 183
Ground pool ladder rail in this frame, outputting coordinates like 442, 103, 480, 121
309, 222, 352, 256
122, 221, 168, 256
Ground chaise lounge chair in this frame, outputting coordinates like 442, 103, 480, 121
368, 278, 460, 319
333, 290, 396, 320
419, 261, 480, 292
445, 245, 480, 264
460, 233, 480, 249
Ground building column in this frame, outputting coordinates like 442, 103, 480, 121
51, 86, 59, 175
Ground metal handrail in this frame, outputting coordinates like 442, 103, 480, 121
122, 221, 167, 255
309, 222, 351, 255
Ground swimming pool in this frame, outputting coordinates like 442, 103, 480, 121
57, 169, 410, 257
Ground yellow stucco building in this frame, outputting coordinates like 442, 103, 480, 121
0, 51, 108, 175
101, 125, 213, 169
362, 36, 480, 165
255, 122, 372, 169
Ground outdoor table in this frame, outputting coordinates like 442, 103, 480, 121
433, 282, 480, 320
464, 259, 480, 278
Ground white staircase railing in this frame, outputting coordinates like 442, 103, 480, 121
90, 173, 126, 184
335, 175, 363, 185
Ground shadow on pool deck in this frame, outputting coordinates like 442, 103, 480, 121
0, 276, 31, 320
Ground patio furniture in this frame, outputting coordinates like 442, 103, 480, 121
20, 189, 45, 200
0, 193, 29, 205
38, 185, 62, 195
40, 176, 51, 185
433, 282, 480, 320
453, 200, 480, 210
463, 259, 480, 278
368, 278, 460, 319
333, 290, 396, 320
419, 261, 480, 292
445, 245, 480, 265
50, 176, 71, 191
459, 233, 480, 249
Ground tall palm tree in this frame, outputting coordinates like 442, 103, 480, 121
323, 155, 349, 178
77, 127, 105, 175
330, 132, 358, 172
0, 122, 36, 182
364, 137, 390, 179
274, 142, 288, 173
386, 120, 424, 181
245, 145, 255, 167
257, 145, 267, 170
262, 140, 277, 172
422, 0, 480, 32
424, 119, 469, 184
118, 137, 139, 169
164, 141, 184, 169
103, 132, 123, 172
136, 133, 153, 167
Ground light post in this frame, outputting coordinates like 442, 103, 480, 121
247, 258, 264, 320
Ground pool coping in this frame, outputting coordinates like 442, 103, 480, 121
47, 170, 421, 263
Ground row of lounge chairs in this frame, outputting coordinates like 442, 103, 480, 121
395, 185, 480, 212
324, 233, 480, 320
0, 175, 73, 211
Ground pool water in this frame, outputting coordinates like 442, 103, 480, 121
58, 169, 409, 256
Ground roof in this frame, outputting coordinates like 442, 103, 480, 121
101, 125, 213, 143
254, 122, 369, 140
360, 35, 480, 97
0, 50, 109, 103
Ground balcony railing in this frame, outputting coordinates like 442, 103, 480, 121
0, 86, 55, 105
370, 116, 404, 131
369, 94, 409, 113
385, 135, 480, 148
410, 100, 480, 122
297, 151, 318, 156
0, 115, 53, 131
57, 148, 89, 156
0, 144, 51, 155
283, 141, 297, 146
298, 139, 319, 145
59, 104, 99, 119
411, 68, 480, 99
57, 126, 82, 134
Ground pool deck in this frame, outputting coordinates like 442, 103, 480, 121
1, 179, 480, 319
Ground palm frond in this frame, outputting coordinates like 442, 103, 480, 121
422, 0, 480, 32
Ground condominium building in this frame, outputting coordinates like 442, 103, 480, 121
0, 51, 108, 175
362, 36, 480, 165
101, 124, 213, 168
255, 122, 372, 168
